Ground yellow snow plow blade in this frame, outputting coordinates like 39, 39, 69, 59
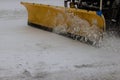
21, 2, 105, 43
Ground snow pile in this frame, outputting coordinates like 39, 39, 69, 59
100, 32, 120, 53
53, 12, 103, 45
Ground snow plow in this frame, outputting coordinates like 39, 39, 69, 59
21, 0, 120, 45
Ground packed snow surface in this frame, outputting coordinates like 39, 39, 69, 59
0, 0, 120, 80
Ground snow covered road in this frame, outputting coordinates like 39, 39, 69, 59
0, 0, 120, 80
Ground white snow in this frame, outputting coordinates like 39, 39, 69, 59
0, 0, 120, 80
